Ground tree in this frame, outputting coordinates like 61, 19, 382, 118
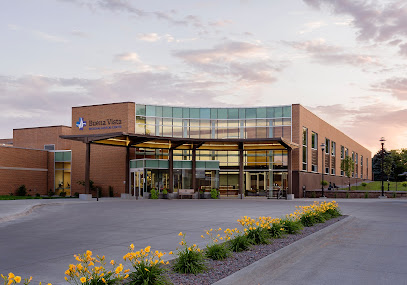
341, 155, 354, 191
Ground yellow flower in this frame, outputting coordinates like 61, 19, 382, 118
101, 278, 106, 283
65, 277, 68, 281
89, 261, 94, 266
201, 235, 204, 238
178, 232, 183, 236
110, 260, 115, 265
14, 276, 21, 283
144, 268, 149, 272
7, 280, 12, 285
144, 246, 151, 253
80, 277, 86, 283
115, 264, 123, 274
28, 277, 33, 283
130, 244, 134, 250
8, 273, 15, 279
169, 251, 173, 255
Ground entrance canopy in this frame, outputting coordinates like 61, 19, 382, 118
61, 132, 298, 151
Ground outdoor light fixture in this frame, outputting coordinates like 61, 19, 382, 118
321, 143, 326, 198
380, 137, 386, 198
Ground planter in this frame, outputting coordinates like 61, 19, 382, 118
199, 193, 205, 199
79, 194, 93, 201
286, 194, 295, 200
144, 193, 151, 199
162, 194, 168, 199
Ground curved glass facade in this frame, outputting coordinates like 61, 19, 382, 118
135, 104, 292, 141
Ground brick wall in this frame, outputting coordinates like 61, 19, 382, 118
0, 146, 49, 195
13, 126, 72, 150
292, 104, 372, 197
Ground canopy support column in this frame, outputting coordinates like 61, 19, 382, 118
239, 142, 244, 199
192, 146, 197, 198
126, 146, 130, 194
85, 141, 91, 194
169, 148, 174, 194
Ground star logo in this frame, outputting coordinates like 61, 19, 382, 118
76, 117, 87, 130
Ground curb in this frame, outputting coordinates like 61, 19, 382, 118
213, 215, 355, 285
0, 203, 51, 223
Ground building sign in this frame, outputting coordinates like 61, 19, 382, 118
76, 117, 122, 131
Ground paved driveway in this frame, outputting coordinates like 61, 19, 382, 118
0, 198, 406, 284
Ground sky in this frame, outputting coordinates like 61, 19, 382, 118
1, 0, 407, 154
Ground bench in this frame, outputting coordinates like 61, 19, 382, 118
178, 189, 195, 199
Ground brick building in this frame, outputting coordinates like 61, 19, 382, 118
0, 102, 372, 198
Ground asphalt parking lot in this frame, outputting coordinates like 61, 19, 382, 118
1, 198, 406, 285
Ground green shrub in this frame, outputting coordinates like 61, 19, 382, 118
325, 208, 342, 218
402, 182, 407, 188
281, 219, 303, 234
211, 188, 219, 199
150, 188, 159, 199
321, 180, 328, 186
173, 232, 205, 274
364, 191, 369, 199
109, 185, 114, 197
346, 191, 350, 198
48, 189, 55, 196
15, 185, 27, 196
268, 222, 285, 239
314, 213, 326, 223
205, 243, 230, 260
228, 234, 251, 252
393, 191, 397, 198
162, 188, 168, 195
334, 192, 337, 198
246, 227, 270, 245
300, 213, 317, 227
361, 182, 367, 187
74, 192, 80, 198
35, 193, 40, 197
59, 191, 67, 197
128, 261, 167, 285
311, 191, 316, 198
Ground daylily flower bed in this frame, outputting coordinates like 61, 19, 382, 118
2, 201, 342, 285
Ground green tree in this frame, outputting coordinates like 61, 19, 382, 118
341, 155, 354, 191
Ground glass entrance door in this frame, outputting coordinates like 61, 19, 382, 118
131, 171, 145, 198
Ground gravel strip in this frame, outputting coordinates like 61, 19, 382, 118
165, 215, 347, 285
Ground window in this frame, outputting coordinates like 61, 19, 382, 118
331, 141, 336, 156
311, 132, 318, 149
325, 138, 330, 154
341, 146, 344, 159
44, 144, 55, 150
351, 151, 355, 177
302, 127, 308, 171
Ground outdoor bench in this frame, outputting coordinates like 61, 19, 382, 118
178, 189, 194, 199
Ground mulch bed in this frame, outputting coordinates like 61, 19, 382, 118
165, 215, 347, 285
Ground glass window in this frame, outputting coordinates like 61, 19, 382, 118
211, 121, 217, 138
282, 118, 291, 126
274, 107, 283, 117
200, 108, 210, 119
311, 132, 318, 149
146, 105, 155, 116
190, 108, 199, 118
266, 107, 274, 118
257, 107, 266, 118
341, 146, 344, 159
325, 138, 330, 154
182, 120, 188, 138
240, 120, 245, 138
302, 127, 307, 146
173, 107, 182, 118
302, 127, 307, 171
239, 108, 245, 119
163, 106, 172, 117
210, 108, 218, 119
182, 108, 190, 118
156, 106, 163, 117
283, 106, 291, 117
246, 108, 256, 119
331, 141, 336, 156
136, 116, 146, 134
44, 144, 55, 150
228, 108, 239, 119
218, 109, 227, 119
136, 104, 146, 116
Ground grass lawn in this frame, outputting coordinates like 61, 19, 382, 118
0, 195, 77, 200
349, 181, 407, 191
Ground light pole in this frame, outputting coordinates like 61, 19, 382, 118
380, 137, 386, 197
321, 143, 326, 198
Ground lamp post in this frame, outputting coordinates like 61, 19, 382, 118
380, 137, 385, 197
321, 143, 326, 198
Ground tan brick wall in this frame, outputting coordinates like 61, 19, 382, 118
71, 102, 135, 135
292, 104, 372, 197
13, 126, 72, 150
0, 146, 49, 195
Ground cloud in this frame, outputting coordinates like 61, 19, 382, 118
209, 19, 233, 27
32, 30, 68, 43
299, 21, 326, 34
308, 103, 407, 152
372, 77, 407, 100
303, 0, 407, 55
287, 39, 380, 66
173, 41, 286, 84
115, 52, 141, 63
70, 30, 88, 37
137, 33, 175, 43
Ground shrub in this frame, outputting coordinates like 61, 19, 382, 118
124, 244, 169, 285
334, 192, 337, 199
364, 191, 369, 199
268, 222, 285, 239
35, 193, 40, 197
228, 234, 251, 252
15, 185, 27, 196
60, 191, 67, 197
402, 182, 407, 188
361, 182, 367, 187
48, 189, 55, 197
65, 250, 129, 285
211, 188, 219, 199
173, 232, 205, 274
325, 207, 341, 218
321, 180, 328, 187
246, 227, 270, 245
280, 219, 303, 235
393, 191, 397, 198
109, 186, 114, 197
346, 191, 350, 198
74, 192, 80, 198
150, 189, 159, 199
205, 243, 230, 260
311, 191, 316, 198
162, 188, 168, 195
300, 212, 317, 227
